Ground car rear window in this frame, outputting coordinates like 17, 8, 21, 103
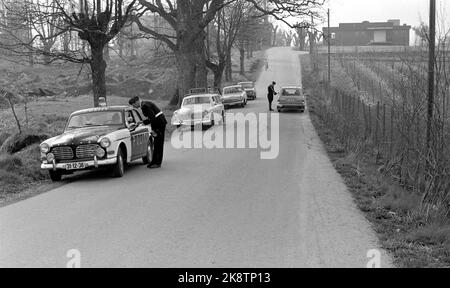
223, 87, 242, 94
282, 89, 302, 96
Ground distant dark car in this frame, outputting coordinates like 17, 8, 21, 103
277, 86, 306, 113
40, 106, 154, 181
238, 81, 257, 100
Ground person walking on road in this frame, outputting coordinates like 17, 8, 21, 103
267, 81, 277, 111
129, 96, 167, 169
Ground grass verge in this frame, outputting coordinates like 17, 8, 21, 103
302, 54, 450, 268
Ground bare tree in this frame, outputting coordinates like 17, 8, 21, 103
135, 0, 325, 105
0, 0, 138, 107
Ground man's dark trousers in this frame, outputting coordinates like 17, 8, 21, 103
152, 118, 166, 166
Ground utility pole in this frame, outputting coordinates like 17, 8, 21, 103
427, 0, 436, 156
327, 8, 331, 89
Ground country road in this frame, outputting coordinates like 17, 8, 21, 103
0, 47, 393, 268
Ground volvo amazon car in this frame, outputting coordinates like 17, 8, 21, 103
277, 86, 306, 113
39, 106, 154, 181
171, 89, 225, 129
238, 81, 257, 100
222, 85, 247, 108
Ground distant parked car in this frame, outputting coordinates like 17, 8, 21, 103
40, 106, 154, 181
171, 89, 225, 129
222, 85, 247, 108
238, 81, 257, 100
277, 86, 306, 113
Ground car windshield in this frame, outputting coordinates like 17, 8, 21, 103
183, 97, 211, 106
66, 111, 124, 130
223, 87, 242, 94
240, 83, 254, 89
281, 88, 302, 96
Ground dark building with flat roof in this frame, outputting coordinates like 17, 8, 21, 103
323, 19, 411, 46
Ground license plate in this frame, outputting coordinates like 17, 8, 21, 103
66, 162, 88, 170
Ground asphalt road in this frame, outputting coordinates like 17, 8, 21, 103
0, 47, 393, 268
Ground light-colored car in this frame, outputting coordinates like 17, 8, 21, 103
222, 85, 247, 108
238, 81, 257, 100
277, 86, 306, 112
39, 106, 154, 181
171, 93, 225, 129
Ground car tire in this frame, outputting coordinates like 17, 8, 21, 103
112, 149, 125, 178
142, 138, 154, 164
277, 109, 282, 113
49, 170, 62, 182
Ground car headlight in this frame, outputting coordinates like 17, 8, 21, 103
46, 153, 55, 162
95, 147, 106, 158
40, 143, 50, 153
100, 137, 111, 148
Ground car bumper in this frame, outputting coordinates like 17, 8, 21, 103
172, 119, 212, 126
41, 157, 117, 170
223, 100, 244, 106
277, 103, 305, 109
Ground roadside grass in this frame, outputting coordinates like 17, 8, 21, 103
302, 54, 450, 268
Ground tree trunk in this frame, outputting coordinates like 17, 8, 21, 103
176, 51, 197, 106
225, 47, 232, 82
90, 44, 107, 107
43, 42, 52, 65
195, 34, 208, 88
239, 45, 245, 75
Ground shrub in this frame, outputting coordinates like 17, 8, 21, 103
378, 186, 421, 214
0, 154, 23, 171
407, 223, 450, 246
0, 132, 48, 154
0, 169, 23, 186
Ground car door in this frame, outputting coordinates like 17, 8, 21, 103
129, 109, 149, 160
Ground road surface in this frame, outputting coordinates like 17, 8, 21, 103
0, 47, 393, 268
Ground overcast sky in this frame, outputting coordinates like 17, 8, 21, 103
314, 0, 450, 44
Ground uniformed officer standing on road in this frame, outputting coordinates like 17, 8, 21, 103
129, 96, 167, 169
267, 81, 277, 111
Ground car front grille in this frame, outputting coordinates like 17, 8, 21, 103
76, 144, 101, 159
51, 146, 74, 160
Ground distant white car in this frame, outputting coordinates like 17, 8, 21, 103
222, 85, 247, 108
171, 92, 225, 129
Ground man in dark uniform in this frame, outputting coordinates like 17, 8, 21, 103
267, 81, 277, 111
129, 96, 167, 169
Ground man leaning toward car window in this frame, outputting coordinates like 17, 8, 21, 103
129, 96, 167, 169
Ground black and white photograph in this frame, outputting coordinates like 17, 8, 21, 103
0, 0, 449, 271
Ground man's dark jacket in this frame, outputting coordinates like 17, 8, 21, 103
267, 84, 277, 101
141, 101, 167, 130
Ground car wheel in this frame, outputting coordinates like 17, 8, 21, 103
277, 109, 281, 113
142, 138, 154, 164
112, 149, 125, 178
49, 170, 62, 182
